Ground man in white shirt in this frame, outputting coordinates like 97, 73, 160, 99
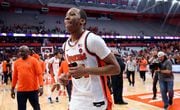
126, 56, 136, 86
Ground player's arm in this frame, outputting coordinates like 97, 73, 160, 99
11, 62, 18, 99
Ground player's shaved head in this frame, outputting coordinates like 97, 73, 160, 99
19, 45, 30, 60
19, 45, 29, 52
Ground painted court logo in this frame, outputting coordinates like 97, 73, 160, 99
126, 89, 180, 110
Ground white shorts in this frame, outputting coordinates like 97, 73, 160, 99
69, 97, 107, 110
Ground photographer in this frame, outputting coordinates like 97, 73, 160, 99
149, 50, 159, 99
157, 51, 174, 110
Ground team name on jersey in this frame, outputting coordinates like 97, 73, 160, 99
66, 53, 87, 62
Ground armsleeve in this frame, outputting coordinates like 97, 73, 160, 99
87, 33, 111, 60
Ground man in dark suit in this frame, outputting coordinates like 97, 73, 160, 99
111, 51, 128, 105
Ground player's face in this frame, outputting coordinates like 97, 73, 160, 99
56, 53, 62, 59
64, 8, 82, 33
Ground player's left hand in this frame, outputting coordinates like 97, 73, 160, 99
38, 86, 43, 96
69, 64, 86, 79
11, 88, 15, 99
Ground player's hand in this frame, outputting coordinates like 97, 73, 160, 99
59, 73, 69, 85
11, 88, 15, 99
69, 65, 86, 79
38, 86, 43, 96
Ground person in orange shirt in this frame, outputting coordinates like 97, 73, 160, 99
138, 56, 148, 83
32, 53, 46, 86
11, 45, 43, 110
58, 59, 72, 101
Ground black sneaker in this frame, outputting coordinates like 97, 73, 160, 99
164, 105, 168, 110
56, 97, 59, 102
132, 83, 134, 87
169, 99, 173, 105
48, 97, 53, 104
152, 96, 156, 100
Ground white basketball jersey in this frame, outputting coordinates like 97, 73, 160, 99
64, 30, 111, 110
48, 57, 60, 76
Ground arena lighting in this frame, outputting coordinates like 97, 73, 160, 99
161, 0, 178, 30
143, 36, 151, 39
0, 33, 179, 39
0, 33, 7, 36
155, 0, 168, 2
165, 36, 174, 39
43, 34, 49, 37
13, 33, 26, 37
51, 34, 59, 37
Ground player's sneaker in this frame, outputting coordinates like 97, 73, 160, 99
48, 97, 53, 104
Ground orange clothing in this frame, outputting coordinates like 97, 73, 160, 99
32, 53, 45, 85
40, 60, 45, 74
2, 60, 7, 72
12, 56, 43, 92
139, 59, 148, 71
58, 60, 71, 80
38, 60, 45, 86
99, 60, 112, 110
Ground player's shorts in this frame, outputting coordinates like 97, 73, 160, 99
69, 97, 107, 110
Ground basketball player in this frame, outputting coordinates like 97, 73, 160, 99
48, 51, 63, 103
60, 7, 120, 110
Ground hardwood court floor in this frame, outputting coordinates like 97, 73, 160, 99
0, 73, 180, 110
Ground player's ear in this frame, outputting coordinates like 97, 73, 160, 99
80, 19, 85, 25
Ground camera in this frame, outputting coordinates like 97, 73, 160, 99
149, 62, 161, 70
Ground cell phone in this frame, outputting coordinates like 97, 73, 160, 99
68, 62, 78, 67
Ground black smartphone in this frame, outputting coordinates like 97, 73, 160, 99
68, 62, 78, 67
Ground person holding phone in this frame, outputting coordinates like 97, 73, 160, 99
59, 7, 120, 110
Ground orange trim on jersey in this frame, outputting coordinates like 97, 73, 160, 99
98, 60, 112, 110
100, 76, 112, 110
